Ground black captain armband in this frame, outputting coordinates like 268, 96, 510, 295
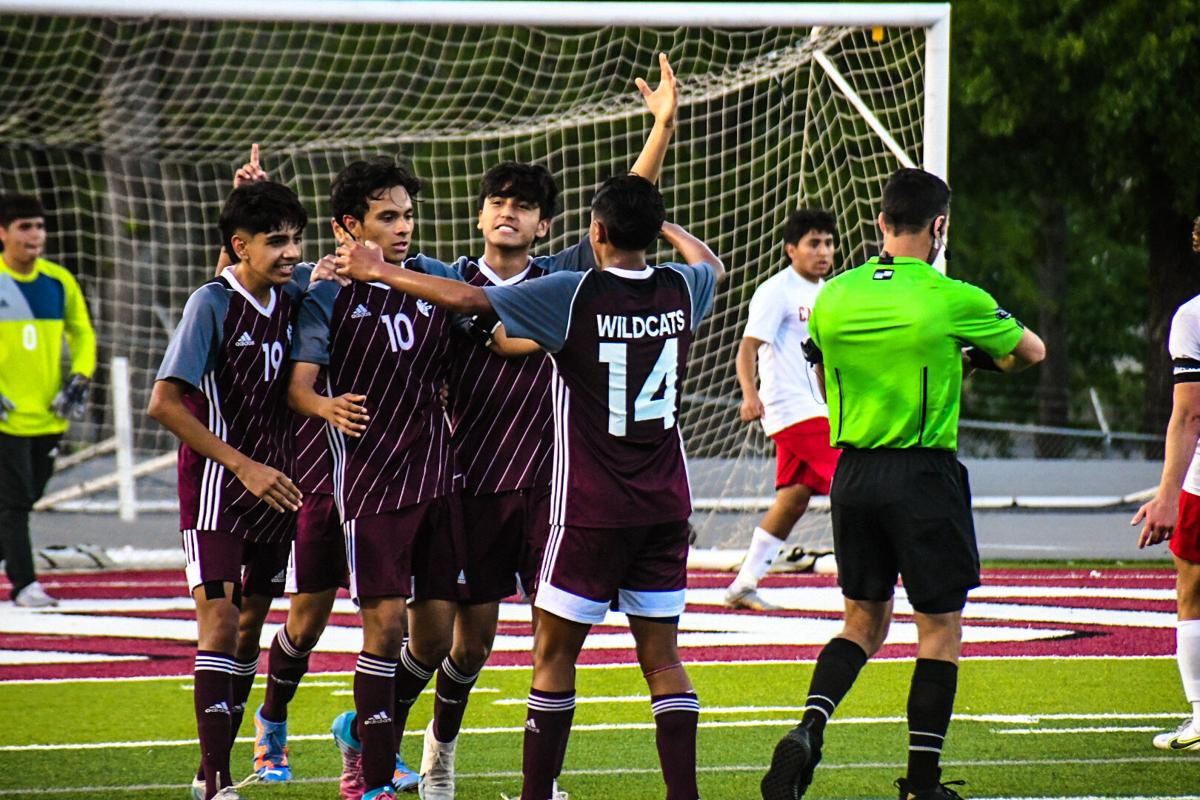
801, 338, 823, 366
964, 347, 1003, 372
465, 312, 503, 348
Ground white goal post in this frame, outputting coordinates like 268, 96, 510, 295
0, 2, 950, 538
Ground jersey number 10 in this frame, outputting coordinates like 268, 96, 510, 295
598, 338, 678, 437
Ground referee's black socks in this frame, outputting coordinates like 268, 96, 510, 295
800, 637, 869, 741
905, 658, 959, 790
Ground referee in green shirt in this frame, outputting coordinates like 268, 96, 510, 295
761, 169, 1045, 800
0, 194, 96, 608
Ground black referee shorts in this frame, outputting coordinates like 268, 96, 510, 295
830, 447, 979, 614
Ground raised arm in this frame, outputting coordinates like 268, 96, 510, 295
214, 144, 270, 276
335, 241, 492, 315
629, 53, 678, 185
147, 378, 301, 512
660, 221, 726, 283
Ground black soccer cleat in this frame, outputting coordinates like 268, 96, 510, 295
895, 776, 966, 800
760, 722, 822, 800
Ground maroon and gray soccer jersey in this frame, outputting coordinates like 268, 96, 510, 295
156, 267, 303, 543
293, 371, 334, 496
448, 243, 594, 495
293, 255, 463, 522
484, 263, 718, 529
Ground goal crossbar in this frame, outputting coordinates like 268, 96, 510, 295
0, 1, 950, 28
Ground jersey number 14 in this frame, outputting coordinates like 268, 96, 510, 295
598, 338, 678, 437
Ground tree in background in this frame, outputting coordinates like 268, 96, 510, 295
951, 0, 1200, 446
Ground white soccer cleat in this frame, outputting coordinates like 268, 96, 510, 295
190, 777, 205, 800
419, 720, 457, 799
1153, 718, 1200, 751
551, 779, 569, 799
724, 584, 781, 612
13, 580, 57, 608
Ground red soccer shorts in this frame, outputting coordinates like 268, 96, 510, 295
1172, 489, 1200, 564
772, 417, 841, 494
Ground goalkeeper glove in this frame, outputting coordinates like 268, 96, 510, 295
0, 393, 13, 422
51, 373, 91, 420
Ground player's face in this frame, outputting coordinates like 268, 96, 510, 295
0, 216, 46, 265
477, 194, 550, 252
355, 186, 415, 264
234, 226, 303, 287
786, 230, 835, 281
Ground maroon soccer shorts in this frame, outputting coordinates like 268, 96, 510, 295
182, 528, 289, 599
535, 519, 690, 625
1173, 490, 1200, 564
344, 494, 466, 604
772, 417, 841, 494
460, 486, 551, 603
286, 493, 348, 594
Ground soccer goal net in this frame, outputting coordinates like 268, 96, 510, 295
0, 2, 950, 545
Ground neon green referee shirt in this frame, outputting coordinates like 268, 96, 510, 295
0, 254, 96, 437
809, 256, 1024, 451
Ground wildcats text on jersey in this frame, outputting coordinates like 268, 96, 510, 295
595, 310, 687, 339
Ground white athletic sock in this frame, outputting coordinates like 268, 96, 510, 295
1179, 620, 1200, 727
732, 527, 785, 590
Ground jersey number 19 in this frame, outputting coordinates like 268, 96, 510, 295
598, 338, 678, 437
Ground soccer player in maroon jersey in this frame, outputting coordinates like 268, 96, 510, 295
419, 55, 679, 800
335, 174, 726, 800
290, 157, 472, 800
148, 181, 308, 800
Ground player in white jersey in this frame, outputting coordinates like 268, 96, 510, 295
1132, 216, 1200, 751
725, 210, 841, 611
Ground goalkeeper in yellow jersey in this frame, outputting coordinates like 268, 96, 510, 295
0, 193, 96, 608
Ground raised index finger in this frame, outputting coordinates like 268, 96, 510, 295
250, 143, 260, 168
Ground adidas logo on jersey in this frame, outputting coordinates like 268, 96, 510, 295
271, 569, 286, 583
416, 300, 433, 317
457, 569, 466, 585
235, 331, 255, 347
362, 710, 392, 726
351, 304, 372, 319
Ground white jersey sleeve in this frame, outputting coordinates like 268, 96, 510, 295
742, 278, 787, 343
1170, 295, 1200, 495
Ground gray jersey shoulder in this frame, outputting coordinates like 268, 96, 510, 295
485, 270, 588, 353
156, 282, 231, 388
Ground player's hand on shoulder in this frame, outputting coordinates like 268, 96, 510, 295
321, 392, 369, 437
740, 395, 765, 422
311, 254, 351, 287
232, 143, 268, 187
334, 240, 385, 283
1131, 493, 1177, 548
234, 459, 302, 513
637, 52, 678, 128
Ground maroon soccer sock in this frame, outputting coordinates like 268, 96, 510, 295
194, 651, 235, 797
432, 656, 480, 743
355, 652, 398, 790
521, 689, 575, 800
651, 693, 701, 800
906, 658, 958, 790
229, 654, 259, 742
262, 627, 312, 722
393, 645, 436, 752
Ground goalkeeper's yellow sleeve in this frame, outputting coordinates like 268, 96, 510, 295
0, 256, 97, 436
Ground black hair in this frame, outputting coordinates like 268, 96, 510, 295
477, 162, 559, 220
783, 209, 837, 245
590, 174, 665, 251
218, 181, 308, 262
881, 168, 950, 235
0, 193, 46, 226
330, 157, 422, 224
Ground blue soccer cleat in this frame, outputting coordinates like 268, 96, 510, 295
253, 705, 292, 781
393, 754, 420, 793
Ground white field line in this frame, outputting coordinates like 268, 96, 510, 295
996, 726, 1162, 734
331, 686, 500, 697
0, 764, 1194, 797
1, 712, 1187, 752
0, 654, 1177, 686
